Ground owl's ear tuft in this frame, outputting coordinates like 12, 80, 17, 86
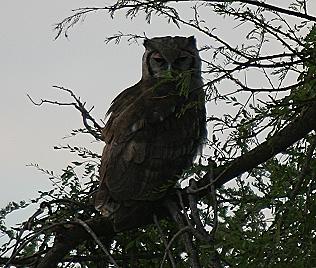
187, 36, 196, 48
143, 38, 151, 49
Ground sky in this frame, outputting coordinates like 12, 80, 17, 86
0, 1, 217, 224
1, 0, 316, 228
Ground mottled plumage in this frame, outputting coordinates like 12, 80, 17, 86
95, 36, 206, 231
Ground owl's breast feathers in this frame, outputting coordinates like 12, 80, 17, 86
95, 79, 206, 218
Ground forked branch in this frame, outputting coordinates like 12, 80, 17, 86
27, 86, 103, 140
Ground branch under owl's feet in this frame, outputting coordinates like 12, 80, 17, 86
21, 94, 316, 268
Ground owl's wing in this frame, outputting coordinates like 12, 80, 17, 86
95, 81, 204, 211
102, 80, 180, 145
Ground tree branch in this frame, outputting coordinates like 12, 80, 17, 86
153, 215, 177, 268
75, 219, 119, 267
195, 104, 316, 194
31, 100, 316, 268
175, 0, 316, 22
27, 86, 103, 140
36, 217, 114, 268
234, 0, 316, 22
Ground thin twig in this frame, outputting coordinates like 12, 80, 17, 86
160, 226, 190, 268
208, 161, 218, 240
177, 189, 211, 243
153, 215, 176, 268
4, 222, 68, 267
75, 219, 119, 268
27, 85, 103, 140
187, 180, 213, 243
164, 200, 201, 268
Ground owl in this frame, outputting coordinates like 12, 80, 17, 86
95, 36, 206, 231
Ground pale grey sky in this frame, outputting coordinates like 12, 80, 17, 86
0, 1, 214, 210
1, 0, 315, 227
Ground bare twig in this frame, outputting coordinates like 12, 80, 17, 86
27, 86, 103, 140
4, 221, 67, 267
233, 0, 316, 22
175, 0, 316, 22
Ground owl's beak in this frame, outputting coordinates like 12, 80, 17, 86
159, 64, 173, 78
166, 63, 176, 77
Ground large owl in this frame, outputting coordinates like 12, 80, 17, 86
95, 36, 206, 231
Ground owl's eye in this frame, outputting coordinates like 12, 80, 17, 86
153, 56, 165, 63
176, 56, 188, 62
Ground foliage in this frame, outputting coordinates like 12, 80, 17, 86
1, 1, 316, 267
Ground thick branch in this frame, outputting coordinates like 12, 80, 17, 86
36, 217, 114, 268
233, 0, 316, 22
177, 0, 316, 22
196, 104, 316, 193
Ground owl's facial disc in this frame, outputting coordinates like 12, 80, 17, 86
149, 51, 194, 78
142, 36, 201, 81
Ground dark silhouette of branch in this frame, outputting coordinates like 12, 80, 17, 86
160, 226, 190, 268
196, 104, 316, 194
27, 86, 103, 140
160, 226, 191, 268
36, 217, 114, 268
153, 215, 177, 268
75, 219, 119, 267
54, 1, 316, 40
171, 0, 316, 22
164, 200, 201, 268
26, 98, 316, 268
231, 0, 316, 22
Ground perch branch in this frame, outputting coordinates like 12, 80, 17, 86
33, 103, 316, 267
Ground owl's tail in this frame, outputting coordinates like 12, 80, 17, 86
95, 186, 156, 231
112, 202, 155, 231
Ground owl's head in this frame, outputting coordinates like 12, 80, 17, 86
142, 36, 201, 80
